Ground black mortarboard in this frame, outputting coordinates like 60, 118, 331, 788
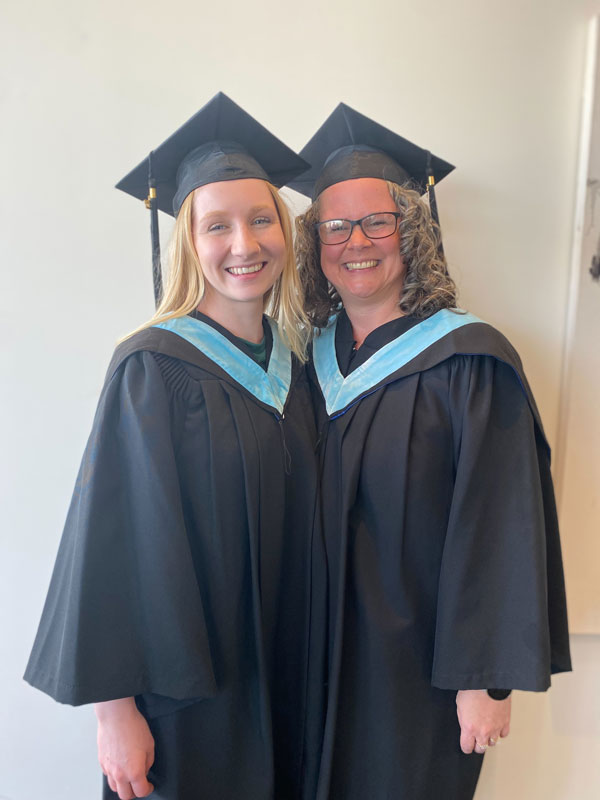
286, 103, 455, 216
115, 92, 309, 305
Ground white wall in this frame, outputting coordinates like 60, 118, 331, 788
556, 17, 600, 634
1, 1, 598, 798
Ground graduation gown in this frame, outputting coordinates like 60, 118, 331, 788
308, 309, 571, 800
24, 314, 319, 800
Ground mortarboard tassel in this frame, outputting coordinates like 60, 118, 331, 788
145, 151, 163, 307
425, 151, 441, 226
425, 151, 445, 260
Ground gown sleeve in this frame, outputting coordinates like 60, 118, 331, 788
24, 351, 217, 705
431, 355, 571, 692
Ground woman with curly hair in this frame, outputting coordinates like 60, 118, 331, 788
291, 103, 571, 800
24, 94, 318, 800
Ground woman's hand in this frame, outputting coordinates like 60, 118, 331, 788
95, 697, 155, 799
456, 690, 511, 754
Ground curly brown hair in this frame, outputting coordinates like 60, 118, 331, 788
295, 180, 458, 329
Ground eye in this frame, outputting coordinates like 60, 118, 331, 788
207, 222, 228, 233
323, 219, 349, 233
363, 213, 397, 235
364, 216, 387, 229
252, 216, 273, 226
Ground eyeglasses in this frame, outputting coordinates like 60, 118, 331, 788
315, 212, 402, 245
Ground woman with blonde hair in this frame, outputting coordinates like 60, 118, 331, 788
25, 93, 318, 800
291, 103, 571, 800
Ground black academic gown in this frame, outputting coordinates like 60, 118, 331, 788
308, 309, 571, 800
24, 314, 319, 800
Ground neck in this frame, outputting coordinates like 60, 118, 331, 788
343, 297, 403, 349
196, 295, 265, 343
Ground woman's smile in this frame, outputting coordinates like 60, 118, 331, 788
343, 259, 380, 271
225, 261, 266, 276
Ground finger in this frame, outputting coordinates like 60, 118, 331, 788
107, 775, 118, 794
500, 722, 510, 738
115, 780, 135, 800
474, 741, 489, 755
460, 731, 475, 754
131, 776, 154, 797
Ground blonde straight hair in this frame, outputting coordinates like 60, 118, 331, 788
124, 183, 310, 361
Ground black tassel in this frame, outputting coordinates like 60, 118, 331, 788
146, 151, 163, 308
425, 151, 445, 260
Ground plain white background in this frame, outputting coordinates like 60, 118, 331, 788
1, 1, 599, 797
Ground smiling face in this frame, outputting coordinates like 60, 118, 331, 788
318, 177, 406, 313
191, 178, 286, 319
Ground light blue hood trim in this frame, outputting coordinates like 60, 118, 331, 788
313, 309, 482, 416
154, 315, 291, 414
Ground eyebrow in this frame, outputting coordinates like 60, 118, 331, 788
198, 205, 275, 223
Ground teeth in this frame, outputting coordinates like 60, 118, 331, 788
344, 260, 378, 271
227, 263, 264, 275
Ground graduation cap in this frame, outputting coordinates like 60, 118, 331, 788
286, 102, 454, 232
116, 92, 309, 306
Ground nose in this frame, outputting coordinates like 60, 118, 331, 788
230, 223, 260, 258
346, 223, 372, 248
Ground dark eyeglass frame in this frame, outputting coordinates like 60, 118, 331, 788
315, 212, 402, 245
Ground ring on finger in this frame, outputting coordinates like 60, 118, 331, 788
476, 741, 488, 751
488, 737, 498, 746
